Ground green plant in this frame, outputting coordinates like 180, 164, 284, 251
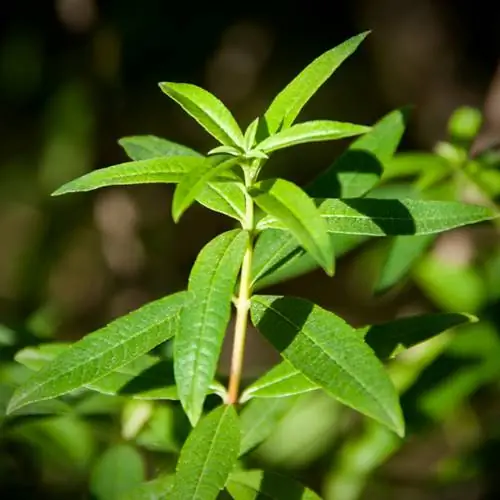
5, 33, 498, 499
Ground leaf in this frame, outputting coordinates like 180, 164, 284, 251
261, 31, 369, 136
122, 474, 175, 500
307, 108, 409, 198
244, 118, 260, 150
90, 444, 145, 500
51, 156, 207, 196
7, 291, 190, 413
118, 135, 202, 160
250, 179, 334, 275
159, 82, 244, 148
374, 235, 435, 294
250, 295, 404, 436
197, 181, 246, 222
257, 120, 370, 153
364, 312, 477, 360
240, 361, 317, 401
239, 396, 299, 455
175, 230, 248, 425
382, 152, 449, 182
172, 155, 239, 221
258, 198, 497, 236
123, 475, 175, 500
170, 405, 240, 500
226, 470, 321, 500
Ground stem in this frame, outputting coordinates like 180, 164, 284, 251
227, 171, 255, 404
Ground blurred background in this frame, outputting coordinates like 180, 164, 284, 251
2, 1, 500, 499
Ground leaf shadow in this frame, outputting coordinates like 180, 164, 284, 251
118, 360, 175, 395
257, 470, 315, 500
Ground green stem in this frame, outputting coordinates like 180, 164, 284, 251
228, 171, 255, 404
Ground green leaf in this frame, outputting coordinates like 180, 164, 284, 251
52, 156, 206, 196
382, 152, 449, 182
175, 230, 248, 425
244, 118, 260, 150
7, 291, 190, 413
197, 181, 246, 222
261, 32, 369, 136
365, 312, 477, 360
239, 396, 299, 455
240, 361, 317, 401
374, 235, 435, 294
259, 198, 497, 236
118, 135, 202, 160
123, 475, 174, 500
226, 470, 321, 500
250, 179, 334, 275
172, 155, 239, 222
308, 108, 409, 198
90, 444, 145, 500
257, 120, 370, 153
171, 405, 240, 500
250, 295, 404, 436
159, 82, 244, 148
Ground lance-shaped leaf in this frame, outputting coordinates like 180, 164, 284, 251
365, 312, 477, 360
123, 475, 174, 500
52, 156, 207, 196
240, 360, 317, 401
374, 234, 436, 294
175, 230, 248, 425
7, 291, 190, 414
118, 135, 202, 160
172, 155, 239, 221
258, 198, 497, 236
171, 405, 240, 500
226, 470, 321, 500
159, 82, 244, 148
250, 179, 334, 275
197, 181, 246, 222
382, 152, 449, 182
239, 396, 299, 456
308, 108, 409, 198
250, 295, 404, 436
257, 120, 370, 154
261, 31, 369, 136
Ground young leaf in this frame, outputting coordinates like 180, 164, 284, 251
123, 475, 174, 500
374, 234, 435, 294
244, 118, 260, 150
90, 445, 145, 500
170, 405, 240, 500
239, 396, 299, 455
365, 312, 476, 360
7, 291, 191, 414
250, 179, 334, 275
256, 120, 370, 153
250, 295, 404, 436
307, 108, 409, 198
51, 157, 206, 196
159, 82, 244, 148
240, 361, 317, 401
175, 230, 248, 425
197, 181, 246, 222
226, 470, 321, 500
172, 155, 239, 222
258, 198, 497, 236
261, 31, 369, 135
118, 135, 202, 160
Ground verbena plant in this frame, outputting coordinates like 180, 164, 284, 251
6, 32, 498, 499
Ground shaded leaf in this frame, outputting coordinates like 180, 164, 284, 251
123, 475, 174, 500
159, 82, 244, 148
8, 291, 190, 413
250, 179, 334, 275
251, 295, 404, 435
261, 32, 369, 135
257, 120, 369, 153
175, 230, 248, 425
118, 135, 201, 160
171, 405, 240, 500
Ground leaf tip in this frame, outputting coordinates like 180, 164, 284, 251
6, 393, 23, 416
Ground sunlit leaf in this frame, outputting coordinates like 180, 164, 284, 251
261, 31, 369, 135
123, 475, 175, 500
250, 179, 334, 275
251, 295, 404, 436
159, 82, 244, 148
175, 230, 248, 425
171, 405, 240, 500
118, 135, 202, 160
7, 291, 191, 413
